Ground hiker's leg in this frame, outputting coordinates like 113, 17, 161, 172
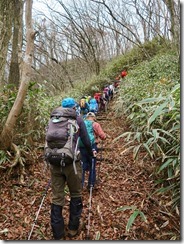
80, 147, 90, 187
88, 157, 96, 187
50, 204, 64, 239
82, 166, 85, 188
88, 144, 98, 187
69, 197, 83, 231
66, 162, 83, 231
50, 165, 65, 239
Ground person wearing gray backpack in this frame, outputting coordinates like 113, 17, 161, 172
44, 97, 94, 240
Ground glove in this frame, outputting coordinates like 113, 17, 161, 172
92, 149, 97, 158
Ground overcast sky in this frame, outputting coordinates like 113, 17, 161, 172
32, 0, 68, 17
32, 0, 50, 18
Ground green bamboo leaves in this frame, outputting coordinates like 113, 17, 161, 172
148, 100, 169, 127
115, 206, 147, 233
114, 53, 180, 209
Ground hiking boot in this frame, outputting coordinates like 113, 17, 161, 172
59, 236, 65, 240
68, 229, 78, 238
54, 234, 65, 240
67, 220, 84, 238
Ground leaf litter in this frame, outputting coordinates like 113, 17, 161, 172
0, 99, 180, 240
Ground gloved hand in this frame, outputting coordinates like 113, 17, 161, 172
92, 149, 97, 158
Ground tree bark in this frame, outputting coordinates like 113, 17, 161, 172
0, 0, 36, 150
8, 0, 23, 87
0, 0, 13, 84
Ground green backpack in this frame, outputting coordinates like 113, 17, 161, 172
79, 120, 95, 147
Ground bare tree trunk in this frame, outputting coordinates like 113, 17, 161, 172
162, 0, 180, 51
0, 0, 36, 150
18, 0, 24, 79
8, 0, 23, 87
0, 0, 13, 84
162, 0, 179, 39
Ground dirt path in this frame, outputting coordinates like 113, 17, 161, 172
0, 96, 180, 240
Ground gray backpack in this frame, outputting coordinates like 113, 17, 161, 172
44, 107, 79, 167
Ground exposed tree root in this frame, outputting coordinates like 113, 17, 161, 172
8, 143, 26, 184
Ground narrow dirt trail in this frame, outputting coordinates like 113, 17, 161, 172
0, 95, 180, 240
75, 98, 180, 241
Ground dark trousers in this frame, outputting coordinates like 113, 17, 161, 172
51, 204, 64, 240
50, 161, 83, 239
80, 143, 98, 187
51, 197, 83, 239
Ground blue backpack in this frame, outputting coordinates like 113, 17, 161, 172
89, 98, 98, 113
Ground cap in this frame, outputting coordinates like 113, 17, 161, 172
86, 112, 96, 118
61, 97, 76, 108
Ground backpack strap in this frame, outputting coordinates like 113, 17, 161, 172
73, 137, 80, 175
68, 119, 79, 152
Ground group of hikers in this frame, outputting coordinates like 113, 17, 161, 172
75, 82, 116, 117
42, 70, 127, 240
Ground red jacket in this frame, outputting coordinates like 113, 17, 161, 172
121, 70, 127, 78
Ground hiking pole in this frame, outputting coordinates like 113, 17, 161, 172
27, 179, 51, 240
97, 141, 103, 184
73, 137, 80, 175
85, 157, 95, 240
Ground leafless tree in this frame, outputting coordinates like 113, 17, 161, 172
30, 0, 179, 92
0, 0, 37, 183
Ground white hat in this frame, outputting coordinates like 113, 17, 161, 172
86, 112, 96, 118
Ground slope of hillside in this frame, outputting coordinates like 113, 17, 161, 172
0, 93, 180, 241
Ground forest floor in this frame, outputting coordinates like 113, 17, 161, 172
0, 93, 180, 241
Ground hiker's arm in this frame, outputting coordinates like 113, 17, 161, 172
93, 122, 106, 140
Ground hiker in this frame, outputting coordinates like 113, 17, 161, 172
103, 85, 110, 102
115, 74, 121, 81
79, 112, 106, 190
94, 92, 103, 112
99, 93, 108, 112
114, 79, 120, 89
121, 69, 127, 79
89, 98, 99, 115
94, 92, 101, 104
107, 83, 115, 100
45, 97, 95, 240
79, 96, 89, 118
